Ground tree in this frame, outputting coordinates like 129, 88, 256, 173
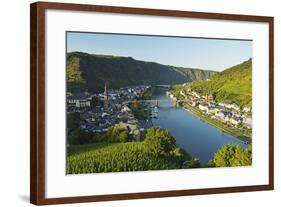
67, 112, 80, 131
91, 96, 100, 107
68, 128, 80, 145
66, 56, 86, 92
119, 130, 129, 142
68, 127, 91, 145
105, 126, 118, 142
182, 159, 201, 169
131, 101, 149, 120
208, 144, 252, 167
105, 126, 130, 143
144, 127, 177, 156
170, 147, 191, 165
230, 146, 252, 166
132, 99, 140, 110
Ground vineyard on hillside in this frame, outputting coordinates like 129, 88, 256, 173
67, 142, 188, 174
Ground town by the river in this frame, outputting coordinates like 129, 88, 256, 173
67, 84, 250, 165
150, 89, 247, 164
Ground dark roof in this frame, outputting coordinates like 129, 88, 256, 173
68, 92, 89, 100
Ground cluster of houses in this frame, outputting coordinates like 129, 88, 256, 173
181, 89, 252, 129
66, 85, 150, 140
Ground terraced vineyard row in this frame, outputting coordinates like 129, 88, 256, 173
67, 142, 182, 174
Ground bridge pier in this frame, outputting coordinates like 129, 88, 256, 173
137, 99, 182, 108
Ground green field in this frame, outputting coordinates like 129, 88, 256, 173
67, 142, 189, 174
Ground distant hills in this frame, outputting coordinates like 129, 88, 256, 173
66, 52, 216, 93
173, 67, 216, 82
189, 58, 252, 107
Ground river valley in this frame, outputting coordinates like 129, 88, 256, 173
150, 90, 247, 164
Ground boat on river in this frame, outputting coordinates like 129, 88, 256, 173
153, 106, 159, 113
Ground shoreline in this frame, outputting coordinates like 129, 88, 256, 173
144, 86, 251, 144
180, 102, 251, 144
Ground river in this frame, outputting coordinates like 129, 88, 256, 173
150, 89, 247, 164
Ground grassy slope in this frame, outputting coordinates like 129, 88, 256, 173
189, 59, 252, 107
67, 142, 186, 174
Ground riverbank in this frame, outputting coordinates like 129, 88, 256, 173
181, 102, 251, 143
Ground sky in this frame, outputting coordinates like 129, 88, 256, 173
67, 32, 252, 72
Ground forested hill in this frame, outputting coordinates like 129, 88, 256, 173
189, 58, 252, 107
173, 67, 216, 82
66, 52, 216, 92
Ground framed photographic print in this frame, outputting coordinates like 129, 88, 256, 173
30, 1, 274, 205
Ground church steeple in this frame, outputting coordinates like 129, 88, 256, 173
104, 81, 109, 111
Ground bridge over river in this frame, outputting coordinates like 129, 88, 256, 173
134, 99, 186, 108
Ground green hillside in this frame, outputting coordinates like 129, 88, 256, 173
67, 127, 194, 174
66, 52, 216, 93
67, 142, 188, 174
189, 59, 252, 107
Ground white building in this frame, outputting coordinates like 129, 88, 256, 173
230, 117, 240, 126
206, 107, 216, 115
180, 90, 186, 98
121, 105, 131, 113
192, 91, 201, 99
219, 103, 240, 111
243, 107, 251, 113
198, 104, 208, 111
243, 116, 252, 129
67, 92, 91, 108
